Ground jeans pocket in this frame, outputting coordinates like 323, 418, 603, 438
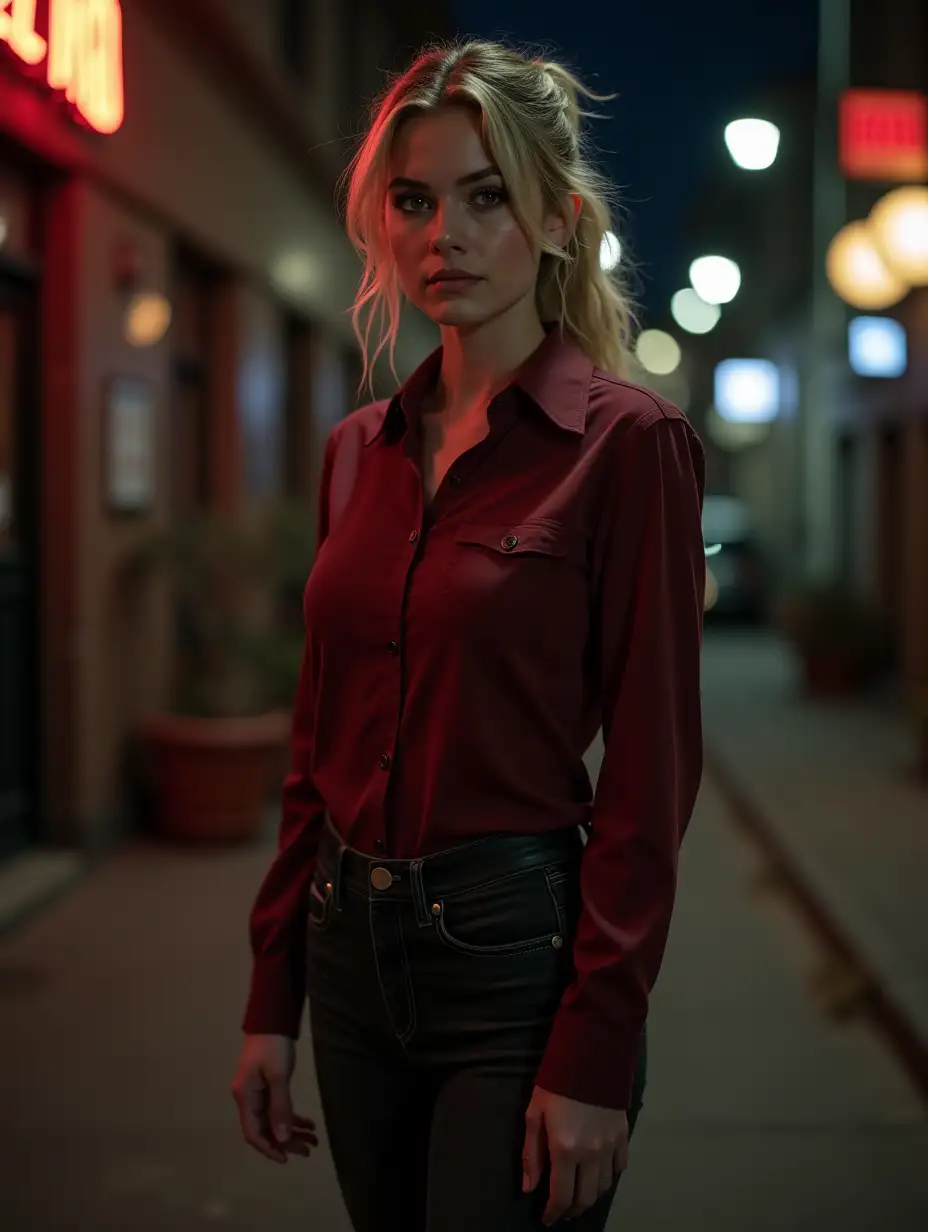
307, 876, 333, 931
433, 867, 565, 957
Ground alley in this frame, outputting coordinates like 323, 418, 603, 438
1, 769, 926, 1230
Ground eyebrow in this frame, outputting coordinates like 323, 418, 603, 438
387, 165, 502, 191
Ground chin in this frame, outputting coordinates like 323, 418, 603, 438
418, 301, 494, 328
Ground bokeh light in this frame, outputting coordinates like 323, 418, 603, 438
689, 255, 741, 305
636, 329, 681, 375
599, 231, 621, 272
848, 316, 907, 378
868, 186, 928, 286
826, 220, 908, 309
671, 287, 721, 334
125, 291, 172, 348
724, 118, 781, 170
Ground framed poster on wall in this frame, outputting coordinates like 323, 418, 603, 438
105, 376, 155, 514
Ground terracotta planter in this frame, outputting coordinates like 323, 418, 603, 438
139, 711, 290, 842
799, 648, 861, 699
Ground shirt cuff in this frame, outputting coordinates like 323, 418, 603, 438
535, 1004, 644, 1111
241, 953, 306, 1039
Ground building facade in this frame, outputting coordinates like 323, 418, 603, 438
0, 0, 448, 861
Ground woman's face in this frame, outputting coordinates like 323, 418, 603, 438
384, 106, 570, 330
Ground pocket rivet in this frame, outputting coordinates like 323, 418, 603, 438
325, 882, 333, 892
551, 934, 564, 949
431, 902, 441, 916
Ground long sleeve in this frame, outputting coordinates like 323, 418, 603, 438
241, 431, 337, 1038
535, 414, 706, 1109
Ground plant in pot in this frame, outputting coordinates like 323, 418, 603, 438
778, 583, 893, 699
128, 503, 313, 843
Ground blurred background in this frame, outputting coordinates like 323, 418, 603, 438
1, 1, 927, 1229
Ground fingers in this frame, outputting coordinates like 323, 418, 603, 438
232, 1072, 317, 1166
545, 1149, 620, 1224
542, 1154, 577, 1227
267, 1074, 294, 1145
521, 1103, 545, 1194
234, 1082, 287, 1164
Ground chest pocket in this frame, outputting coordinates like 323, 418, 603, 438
443, 517, 586, 617
453, 518, 578, 559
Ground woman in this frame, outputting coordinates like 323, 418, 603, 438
232, 38, 705, 1232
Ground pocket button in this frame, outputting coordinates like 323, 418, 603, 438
551, 934, 564, 949
501, 534, 519, 551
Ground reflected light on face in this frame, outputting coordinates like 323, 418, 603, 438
384, 107, 557, 331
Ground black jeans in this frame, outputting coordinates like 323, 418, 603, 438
306, 817, 648, 1232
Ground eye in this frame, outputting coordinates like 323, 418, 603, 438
393, 193, 432, 214
472, 186, 507, 208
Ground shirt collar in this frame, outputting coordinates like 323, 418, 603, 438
362, 326, 593, 446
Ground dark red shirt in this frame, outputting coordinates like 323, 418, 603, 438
244, 329, 706, 1110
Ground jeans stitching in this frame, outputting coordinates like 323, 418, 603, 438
368, 899, 415, 1053
394, 906, 418, 1046
434, 902, 559, 956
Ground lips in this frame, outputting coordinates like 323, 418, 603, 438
427, 271, 481, 285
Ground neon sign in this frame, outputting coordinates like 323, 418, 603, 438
0, 0, 124, 134
839, 90, 927, 182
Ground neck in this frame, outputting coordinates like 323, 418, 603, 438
433, 301, 547, 423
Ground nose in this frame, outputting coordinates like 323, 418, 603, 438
428, 199, 467, 256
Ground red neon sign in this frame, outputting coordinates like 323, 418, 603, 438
0, 0, 124, 134
840, 89, 927, 182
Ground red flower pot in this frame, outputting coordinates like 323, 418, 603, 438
139, 711, 290, 842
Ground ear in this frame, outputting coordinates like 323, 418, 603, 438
543, 193, 582, 250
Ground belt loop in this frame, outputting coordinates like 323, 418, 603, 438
409, 858, 431, 928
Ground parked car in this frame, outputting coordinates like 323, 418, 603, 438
702, 494, 767, 622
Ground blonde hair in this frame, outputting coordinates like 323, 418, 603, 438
341, 39, 637, 396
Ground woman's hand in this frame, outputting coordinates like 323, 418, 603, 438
231, 1034, 319, 1165
522, 1086, 628, 1225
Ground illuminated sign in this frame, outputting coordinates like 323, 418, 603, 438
839, 90, 927, 182
848, 316, 907, 379
0, 0, 124, 134
714, 359, 780, 424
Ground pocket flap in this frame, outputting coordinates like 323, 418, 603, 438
454, 519, 570, 557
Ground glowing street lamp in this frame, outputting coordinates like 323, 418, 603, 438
689, 255, 741, 305
825, 220, 908, 310
724, 118, 781, 171
868, 186, 928, 286
636, 330, 681, 376
671, 287, 721, 334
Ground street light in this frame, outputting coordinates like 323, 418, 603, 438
689, 255, 741, 305
635, 329, 681, 376
724, 118, 781, 170
600, 231, 621, 272
825, 220, 908, 309
671, 287, 721, 334
868, 185, 928, 286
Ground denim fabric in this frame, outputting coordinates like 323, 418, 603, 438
306, 819, 648, 1232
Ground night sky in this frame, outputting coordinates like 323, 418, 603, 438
450, 0, 819, 321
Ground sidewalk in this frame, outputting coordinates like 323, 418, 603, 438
700, 628, 928, 1092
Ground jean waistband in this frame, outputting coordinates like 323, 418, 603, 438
315, 814, 584, 927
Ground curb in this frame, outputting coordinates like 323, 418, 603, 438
705, 744, 928, 1105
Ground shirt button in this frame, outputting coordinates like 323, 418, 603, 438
501, 533, 519, 551
387, 640, 399, 656
379, 753, 392, 771
409, 530, 419, 543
